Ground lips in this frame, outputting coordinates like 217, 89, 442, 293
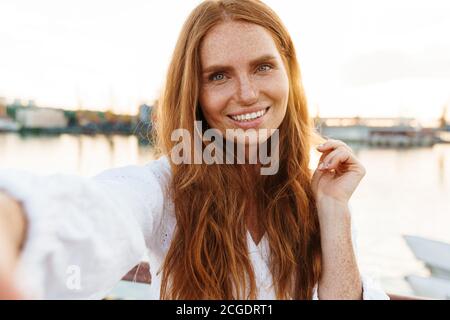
227, 107, 270, 122
227, 107, 270, 129
230, 109, 266, 122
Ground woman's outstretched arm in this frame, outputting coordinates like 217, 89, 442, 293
0, 157, 168, 299
0, 192, 27, 299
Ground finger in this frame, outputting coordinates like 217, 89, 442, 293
320, 145, 346, 161
321, 148, 347, 166
316, 139, 352, 153
316, 140, 353, 152
318, 147, 352, 170
316, 143, 343, 163
324, 149, 351, 168
323, 149, 365, 176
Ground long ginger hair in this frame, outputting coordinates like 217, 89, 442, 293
156, 0, 322, 299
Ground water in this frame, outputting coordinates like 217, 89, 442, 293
1, 133, 449, 296
0, 133, 156, 176
347, 143, 450, 296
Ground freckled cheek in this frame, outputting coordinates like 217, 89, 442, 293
260, 77, 289, 106
199, 89, 231, 124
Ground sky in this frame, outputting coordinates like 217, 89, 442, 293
0, 0, 449, 121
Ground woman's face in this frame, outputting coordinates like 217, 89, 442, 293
199, 21, 289, 144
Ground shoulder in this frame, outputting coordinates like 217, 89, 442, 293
146, 155, 171, 178
95, 155, 171, 181
145, 155, 172, 188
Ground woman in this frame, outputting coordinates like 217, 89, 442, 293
0, 0, 388, 300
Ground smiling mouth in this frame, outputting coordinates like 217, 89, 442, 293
228, 107, 270, 122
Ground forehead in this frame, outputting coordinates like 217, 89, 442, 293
200, 21, 281, 68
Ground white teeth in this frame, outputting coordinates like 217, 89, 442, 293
230, 108, 267, 122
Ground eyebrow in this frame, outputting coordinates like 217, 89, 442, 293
202, 54, 278, 74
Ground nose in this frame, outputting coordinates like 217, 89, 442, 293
236, 75, 258, 106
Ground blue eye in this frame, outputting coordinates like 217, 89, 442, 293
258, 64, 272, 72
210, 73, 226, 81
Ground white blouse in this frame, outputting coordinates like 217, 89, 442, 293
0, 156, 389, 300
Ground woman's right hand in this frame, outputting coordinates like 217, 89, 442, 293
0, 240, 23, 299
0, 192, 27, 299
0, 223, 24, 299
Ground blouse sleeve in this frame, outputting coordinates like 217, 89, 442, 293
0, 157, 169, 300
312, 210, 390, 300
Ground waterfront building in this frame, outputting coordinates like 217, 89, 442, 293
0, 97, 6, 117
16, 108, 68, 129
